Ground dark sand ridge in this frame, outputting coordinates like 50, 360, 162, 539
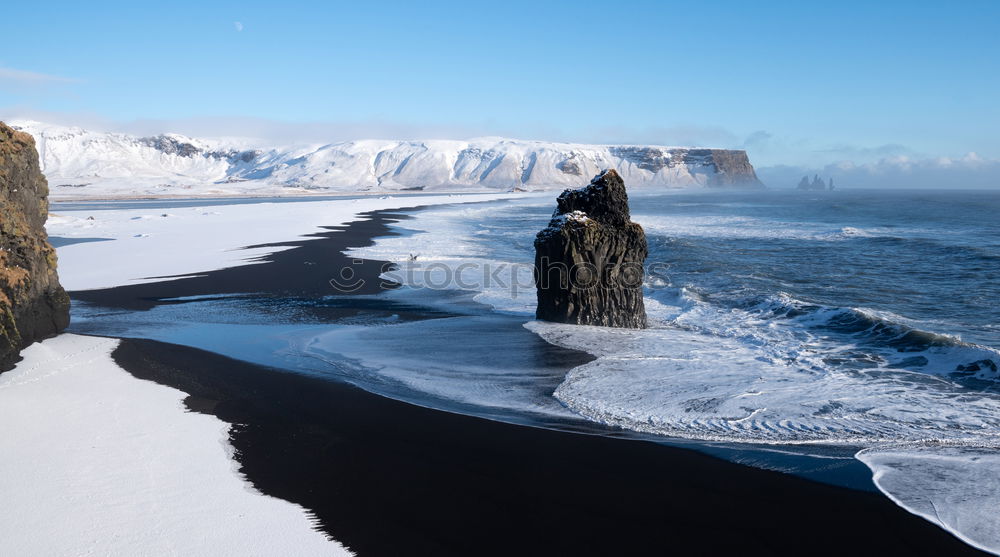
72, 204, 984, 556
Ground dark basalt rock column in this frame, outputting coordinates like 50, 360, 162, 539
534, 169, 647, 328
0, 122, 70, 371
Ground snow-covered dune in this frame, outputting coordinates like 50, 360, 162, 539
10, 121, 762, 199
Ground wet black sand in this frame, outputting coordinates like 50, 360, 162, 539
77, 205, 984, 556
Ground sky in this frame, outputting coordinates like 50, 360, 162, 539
2, 0, 999, 184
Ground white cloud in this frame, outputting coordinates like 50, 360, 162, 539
234, 21, 244, 32
0, 67, 78, 85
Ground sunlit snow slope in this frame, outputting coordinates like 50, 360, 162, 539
10, 120, 762, 198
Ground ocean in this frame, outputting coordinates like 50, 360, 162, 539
350, 189, 1000, 439
347, 188, 1000, 552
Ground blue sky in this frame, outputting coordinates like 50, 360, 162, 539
2, 0, 998, 176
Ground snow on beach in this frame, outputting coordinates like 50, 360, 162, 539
0, 334, 350, 556
48, 193, 524, 291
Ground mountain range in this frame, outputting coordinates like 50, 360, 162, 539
10, 121, 763, 198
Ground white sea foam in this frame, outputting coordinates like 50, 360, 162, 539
631, 213, 931, 242
346, 198, 546, 315
664, 289, 1000, 382
297, 315, 581, 422
858, 446, 1000, 555
534, 318, 1000, 445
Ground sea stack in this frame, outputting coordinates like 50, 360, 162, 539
0, 122, 70, 370
534, 169, 647, 328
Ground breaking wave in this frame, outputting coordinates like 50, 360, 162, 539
540, 288, 1000, 445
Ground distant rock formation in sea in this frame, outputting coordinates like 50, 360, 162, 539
534, 169, 647, 328
9, 120, 764, 197
0, 122, 70, 370
797, 174, 834, 191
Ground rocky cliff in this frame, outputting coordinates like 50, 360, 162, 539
698, 149, 762, 187
534, 169, 647, 328
608, 147, 761, 188
0, 122, 70, 370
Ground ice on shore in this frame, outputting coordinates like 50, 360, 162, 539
0, 334, 351, 556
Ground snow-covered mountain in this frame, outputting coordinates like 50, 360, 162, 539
10, 120, 762, 198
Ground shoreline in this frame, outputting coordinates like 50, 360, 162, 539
68, 208, 417, 310
56, 196, 988, 554
112, 335, 983, 556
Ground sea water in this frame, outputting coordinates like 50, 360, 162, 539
345, 188, 1000, 553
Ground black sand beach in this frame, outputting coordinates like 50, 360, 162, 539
75, 205, 985, 556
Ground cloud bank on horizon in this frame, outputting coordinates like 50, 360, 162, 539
758, 153, 1000, 190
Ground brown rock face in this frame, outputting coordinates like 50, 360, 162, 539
607, 146, 763, 187
698, 149, 762, 187
0, 122, 70, 370
534, 169, 647, 328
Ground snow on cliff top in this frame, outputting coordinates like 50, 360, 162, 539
9, 120, 760, 199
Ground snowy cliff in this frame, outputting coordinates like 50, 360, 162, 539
11, 121, 762, 198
